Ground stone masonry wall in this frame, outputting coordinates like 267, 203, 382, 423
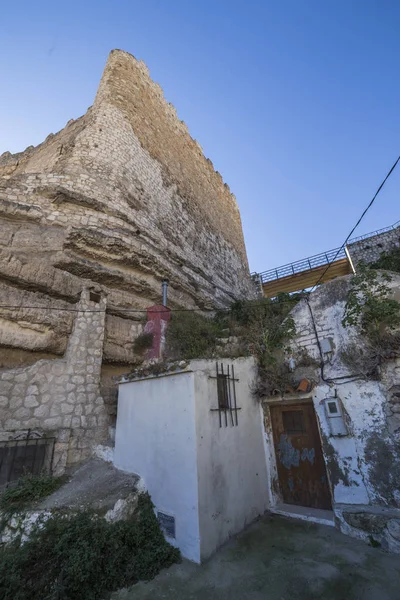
0, 48, 254, 401
347, 223, 400, 267
0, 289, 109, 474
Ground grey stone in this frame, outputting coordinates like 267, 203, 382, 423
14, 407, 32, 419
387, 519, 400, 541
0, 381, 13, 392
9, 396, 23, 409
26, 385, 39, 396
14, 373, 28, 383
43, 417, 62, 429
1, 372, 14, 381
34, 405, 50, 418
25, 395, 40, 408
57, 429, 71, 442
343, 511, 388, 534
5, 419, 21, 429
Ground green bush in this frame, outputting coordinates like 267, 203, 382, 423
0, 473, 65, 513
371, 246, 400, 274
166, 311, 224, 359
0, 493, 180, 600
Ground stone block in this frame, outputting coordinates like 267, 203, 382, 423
15, 373, 28, 383
87, 416, 98, 427
387, 519, 400, 541
34, 404, 50, 418
1, 372, 14, 381
14, 407, 32, 419
5, 419, 21, 430
12, 384, 26, 396
25, 395, 40, 408
61, 403, 74, 415
343, 511, 388, 534
43, 417, 62, 429
0, 396, 9, 407
9, 396, 23, 409
26, 385, 39, 396
0, 381, 13, 392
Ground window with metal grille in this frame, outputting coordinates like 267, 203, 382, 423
217, 374, 230, 409
282, 410, 306, 435
0, 432, 55, 487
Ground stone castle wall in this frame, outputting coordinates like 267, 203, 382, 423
0, 49, 254, 448
0, 289, 109, 474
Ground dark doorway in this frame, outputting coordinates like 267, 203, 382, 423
270, 402, 331, 510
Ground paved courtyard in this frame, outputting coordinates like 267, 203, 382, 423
114, 514, 400, 600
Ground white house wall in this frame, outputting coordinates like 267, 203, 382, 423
192, 358, 269, 561
113, 372, 200, 562
262, 275, 400, 551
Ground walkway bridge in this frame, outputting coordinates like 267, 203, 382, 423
255, 220, 400, 298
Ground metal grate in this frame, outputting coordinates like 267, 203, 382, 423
0, 430, 55, 487
210, 362, 240, 427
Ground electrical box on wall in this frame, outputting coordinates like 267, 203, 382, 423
324, 397, 348, 436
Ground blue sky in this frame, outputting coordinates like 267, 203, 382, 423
1, 1, 399, 273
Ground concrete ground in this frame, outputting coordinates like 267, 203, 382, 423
113, 514, 400, 600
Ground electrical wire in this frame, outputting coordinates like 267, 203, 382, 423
0, 295, 303, 313
309, 155, 400, 293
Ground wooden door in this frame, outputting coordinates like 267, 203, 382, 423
270, 402, 331, 510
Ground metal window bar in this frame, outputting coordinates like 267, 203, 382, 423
0, 430, 55, 488
211, 362, 240, 427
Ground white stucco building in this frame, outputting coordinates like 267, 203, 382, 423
114, 357, 269, 562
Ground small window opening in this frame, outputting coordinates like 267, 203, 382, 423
217, 374, 230, 409
89, 291, 101, 304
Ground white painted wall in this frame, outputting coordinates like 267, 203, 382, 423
262, 275, 400, 511
192, 358, 269, 560
114, 372, 201, 562
114, 358, 270, 563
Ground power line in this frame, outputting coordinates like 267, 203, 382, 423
310, 155, 400, 292
0, 295, 302, 313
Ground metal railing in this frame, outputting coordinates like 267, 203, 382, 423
0, 431, 55, 487
255, 219, 400, 285
256, 247, 347, 285
347, 220, 400, 244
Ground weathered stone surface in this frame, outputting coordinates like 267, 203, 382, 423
342, 511, 388, 533
0, 49, 253, 378
387, 519, 400, 541
0, 290, 108, 473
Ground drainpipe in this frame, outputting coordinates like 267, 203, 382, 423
162, 279, 169, 307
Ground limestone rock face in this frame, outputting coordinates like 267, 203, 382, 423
0, 49, 254, 371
